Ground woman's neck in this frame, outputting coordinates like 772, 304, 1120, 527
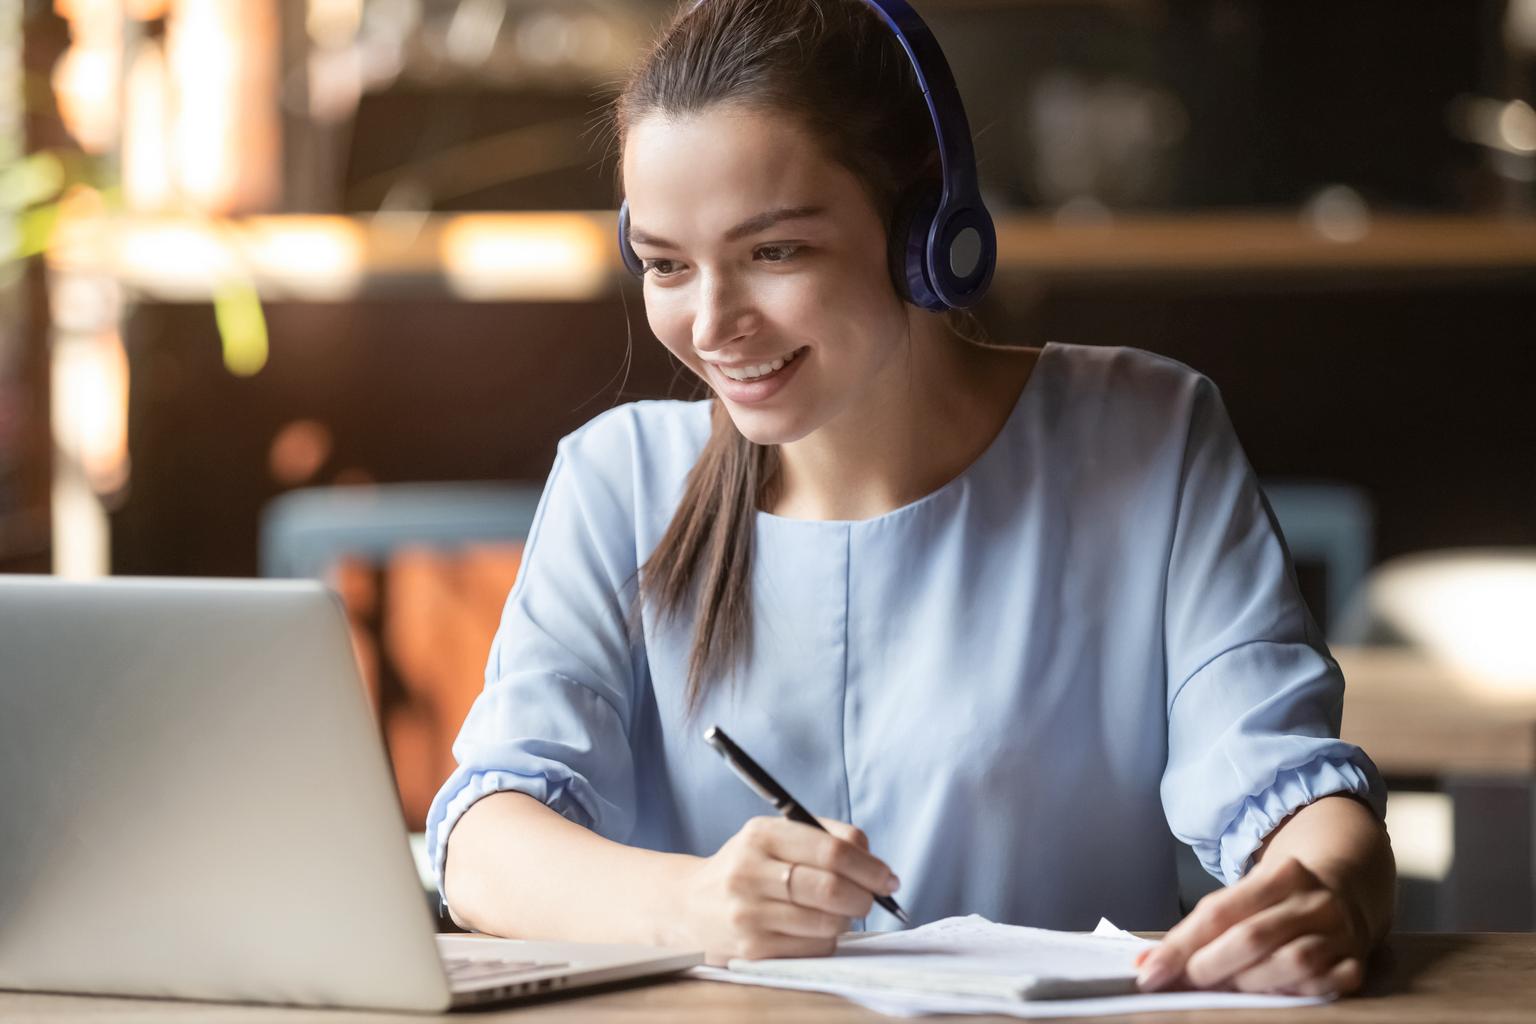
764, 328, 1040, 522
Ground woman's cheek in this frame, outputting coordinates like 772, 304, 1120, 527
645, 303, 693, 366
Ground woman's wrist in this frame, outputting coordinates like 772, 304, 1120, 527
647, 853, 706, 949
1258, 795, 1396, 951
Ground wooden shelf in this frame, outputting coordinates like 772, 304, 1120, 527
48, 211, 1536, 303
995, 213, 1536, 275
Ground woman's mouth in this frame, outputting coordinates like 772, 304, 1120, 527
706, 346, 809, 405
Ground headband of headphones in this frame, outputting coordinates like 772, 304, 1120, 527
617, 0, 995, 311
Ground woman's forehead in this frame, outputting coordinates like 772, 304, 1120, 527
623, 108, 865, 238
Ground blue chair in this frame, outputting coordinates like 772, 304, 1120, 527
1259, 480, 1375, 639
258, 480, 543, 914
260, 482, 543, 580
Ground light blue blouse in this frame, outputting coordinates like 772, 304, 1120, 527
426, 342, 1386, 931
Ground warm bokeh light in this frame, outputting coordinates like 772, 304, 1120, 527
50, 7, 121, 155
306, 0, 363, 48
268, 419, 334, 486
103, 216, 365, 302
45, 183, 110, 273
124, 0, 171, 18
1369, 551, 1536, 697
122, 42, 172, 212
166, 0, 279, 213
239, 216, 366, 300
1384, 792, 1454, 882
50, 330, 129, 497
1499, 99, 1536, 155
110, 216, 236, 297
440, 213, 612, 301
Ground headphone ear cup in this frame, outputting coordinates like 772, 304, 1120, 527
617, 200, 644, 277
886, 184, 946, 311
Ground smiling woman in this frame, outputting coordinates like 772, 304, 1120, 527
612, 4, 1022, 708
428, 0, 1395, 995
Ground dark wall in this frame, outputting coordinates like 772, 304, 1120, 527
992, 271, 1536, 562
114, 297, 695, 578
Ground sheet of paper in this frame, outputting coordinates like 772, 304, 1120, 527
688, 915, 1330, 1018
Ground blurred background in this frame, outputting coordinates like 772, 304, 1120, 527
1, 0, 1533, 932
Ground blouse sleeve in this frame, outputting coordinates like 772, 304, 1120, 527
424, 424, 643, 904
1159, 375, 1387, 886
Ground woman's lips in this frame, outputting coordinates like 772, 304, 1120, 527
707, 347, 808, 405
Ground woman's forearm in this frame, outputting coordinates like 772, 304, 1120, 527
442, 790, 699, 946
1253, 793, 1397, 947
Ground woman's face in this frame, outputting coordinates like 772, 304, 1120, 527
622, 105, 911, 447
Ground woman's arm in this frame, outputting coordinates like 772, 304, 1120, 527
1136, 794, 1396, 995
443, 791, 694, 946
443, 791, 898, 964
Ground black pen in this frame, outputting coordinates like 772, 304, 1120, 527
704, 724, 912, 926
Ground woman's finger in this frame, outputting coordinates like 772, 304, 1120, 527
1294, 957, 1364, 998
1181, 888, 1341, 989
1226, 933, 1343, 994
819, 818, 870, 850
733, 896, 850, 943
753, 818, 896, 897
782, 862, 877, 917
1138, 857, 1317, 991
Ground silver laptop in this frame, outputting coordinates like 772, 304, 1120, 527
0, 575, 702, 1012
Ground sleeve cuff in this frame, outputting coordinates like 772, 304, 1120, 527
1200, 752, 1388, 886
426, 766, 603, 912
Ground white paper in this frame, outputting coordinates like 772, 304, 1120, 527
687, 914, 1330, 1018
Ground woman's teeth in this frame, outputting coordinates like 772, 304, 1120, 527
718, 349, 800, 382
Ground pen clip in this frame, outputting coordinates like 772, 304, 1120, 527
704, 725, 787, 807
724, 759, 784, 807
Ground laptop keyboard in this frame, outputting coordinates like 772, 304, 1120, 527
443, 956, 568, 985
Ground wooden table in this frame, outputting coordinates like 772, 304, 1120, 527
1, 934, 1531, 1022
1335, 645, 1536, 778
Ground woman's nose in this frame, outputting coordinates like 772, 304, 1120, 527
691, 274, 761, 353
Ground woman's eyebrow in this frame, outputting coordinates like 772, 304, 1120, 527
628, 205, 828, 250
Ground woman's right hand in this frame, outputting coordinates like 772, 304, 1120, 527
676, 816, 901, 965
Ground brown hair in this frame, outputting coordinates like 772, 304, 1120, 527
609, 0, 980, 712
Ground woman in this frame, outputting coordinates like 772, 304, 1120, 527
429, 0, 1395, 995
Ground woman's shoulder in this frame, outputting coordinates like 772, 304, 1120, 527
1043, 342, 1217, 403
553, 399, 713, 520
559, 398, 712, 465
1032, 342, 1224, 437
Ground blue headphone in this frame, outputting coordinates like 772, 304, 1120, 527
616, 0, 995, 311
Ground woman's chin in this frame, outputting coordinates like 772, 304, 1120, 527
721, 405, 814, 448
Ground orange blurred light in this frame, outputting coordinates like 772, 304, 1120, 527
167, 0, 280, 213
123, 41, 173, 212
46, 185, 112, 275
110, 216, 234, 296
239, 216, 365, 298
125, 0, 171, 19
269, 419, 334, 486
51, 330, 130, 497
441, 213, 611, 301
51, 38, 120, 154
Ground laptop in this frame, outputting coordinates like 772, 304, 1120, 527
0, 575, 703, 1012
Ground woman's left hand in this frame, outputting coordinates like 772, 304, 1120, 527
1135, 854, 1373, 997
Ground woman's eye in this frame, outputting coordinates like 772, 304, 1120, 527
641, 259, 682, 277
756, 244, 802, 263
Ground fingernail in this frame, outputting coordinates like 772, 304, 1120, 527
883, 874, 900, 894
1133, 949, 1150, 968
1137, 955, 1175, 992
